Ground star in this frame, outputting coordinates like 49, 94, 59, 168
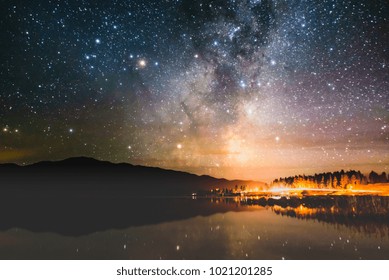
138, 59, 147, 68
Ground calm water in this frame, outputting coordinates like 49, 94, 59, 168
0, 194, 388, 259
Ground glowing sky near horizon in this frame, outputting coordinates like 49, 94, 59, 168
0, 0, 388, 181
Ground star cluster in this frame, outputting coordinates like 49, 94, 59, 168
0, 0, 388, 181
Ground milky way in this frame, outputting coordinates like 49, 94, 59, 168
0, 0, 388, 181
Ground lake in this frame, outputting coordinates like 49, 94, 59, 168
0, 193, 388, 259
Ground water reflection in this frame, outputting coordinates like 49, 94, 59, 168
212, 195, 389, 236
0, 192, 388, 259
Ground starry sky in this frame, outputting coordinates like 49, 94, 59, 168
0, 0, 388, 181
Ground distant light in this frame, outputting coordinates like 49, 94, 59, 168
275, 136, 280, 142
69, 128, 74, 133
3, 127, 8, 132
15, 129, 19, 133
177, 144, 182, 149
270, 60, 276, 66
95, 39, 101, 44
194, 54, 199, 58
176, 245, 180, 251
128, 145, 132, 150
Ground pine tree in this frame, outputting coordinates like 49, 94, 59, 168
327, 175, 333, 189
350, 174, 359, 186
333, 177, 339, 189
340, 174, 349, 189
319, 176, 325, 189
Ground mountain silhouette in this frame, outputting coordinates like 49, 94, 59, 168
0, 157, 265, 195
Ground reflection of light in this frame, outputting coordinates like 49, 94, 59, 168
273, 205, 322, 217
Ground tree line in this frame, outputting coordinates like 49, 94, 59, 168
271, 170, 388, 189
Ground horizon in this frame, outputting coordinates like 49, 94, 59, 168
1, 156, 387, 184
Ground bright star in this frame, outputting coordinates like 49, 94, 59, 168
138, 59, 147, 68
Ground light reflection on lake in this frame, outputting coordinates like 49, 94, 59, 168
0, 195, 388, 259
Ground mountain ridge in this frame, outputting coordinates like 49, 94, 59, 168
0, 157, 266, 195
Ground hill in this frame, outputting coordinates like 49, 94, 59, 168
0, 157, 266, 195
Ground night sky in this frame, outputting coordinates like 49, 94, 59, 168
0, 0, 388, 181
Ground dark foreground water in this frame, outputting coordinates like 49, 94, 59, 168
0, 193, 388, 259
